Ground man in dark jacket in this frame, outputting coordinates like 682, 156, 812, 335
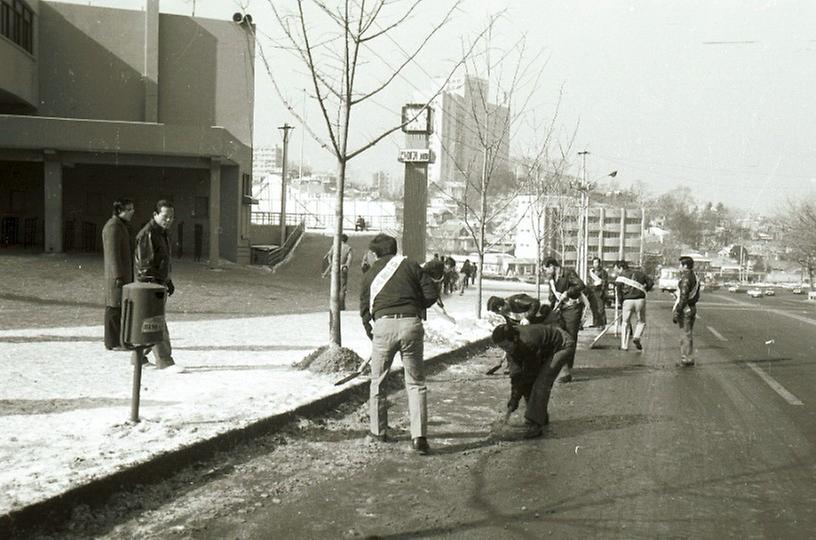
587, 257, 609, 327
135, 199, 182, 372
674, 256, 700, 367
491, 323, 575, 438
487, 293, 552, 326
102, 197, 135, 350
544, 257, 585, 383
613, 260, 654, 351
360, 234, 439, 454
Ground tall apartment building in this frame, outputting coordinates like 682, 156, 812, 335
0, 0, 256, 263
421, 75, 510, 212
515, 195, 645, 271
252, 146, 282, 178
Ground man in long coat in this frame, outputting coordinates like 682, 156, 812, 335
102, 198, 135, 350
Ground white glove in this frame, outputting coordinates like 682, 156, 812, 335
519, 318, 530, 326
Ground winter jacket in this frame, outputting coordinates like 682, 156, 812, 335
359, 254, 439, 334
135, 219, 172, 284
615, 268, 654, 303
548, 268, 586, 307
507, 324, 574, 405
675, 268, 700, 313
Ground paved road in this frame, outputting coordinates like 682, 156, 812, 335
23, 289, 816, 539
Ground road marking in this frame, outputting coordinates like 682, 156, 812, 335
746, 363, 804, 406
707, 326, 728, 341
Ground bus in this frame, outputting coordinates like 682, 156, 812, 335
658, 267, 680, 293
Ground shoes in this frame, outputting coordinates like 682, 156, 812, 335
411, 437, 430, 455
620, 346, 629, 351
556, 374, 573, 384
633, 338, 642, 350
367, 432, 388, 443
157, 361, 186, 373
523, 421, 544, 439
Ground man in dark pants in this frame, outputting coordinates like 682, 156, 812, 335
360, 234, 439, 454
491, 323, 576, 438
544, 257, 585, 383
102, 197, 135, 350
135, 199, 183, 372
587, 257, 609, 327
674, 256, 700, 367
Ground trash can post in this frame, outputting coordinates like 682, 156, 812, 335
130, 348, 144, 423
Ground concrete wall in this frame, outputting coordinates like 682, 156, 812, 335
159, 14, 255, 147
0, 0, 38, 113
219, 164, 239, 261
38, 3, 146, 121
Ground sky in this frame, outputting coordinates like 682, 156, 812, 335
50, 0, 816, 214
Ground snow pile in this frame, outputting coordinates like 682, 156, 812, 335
424, 313, 494, 348
295, 344, 364, 374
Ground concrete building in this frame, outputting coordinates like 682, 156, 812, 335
514, 195, 646, 273
422, 75, 510, 208
0, 0, 255, 263
252, 145, 282, 179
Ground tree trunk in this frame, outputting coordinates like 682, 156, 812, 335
329, 157, 346, 345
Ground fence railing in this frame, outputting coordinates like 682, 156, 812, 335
251, 221, 306, 267
251, 212, 397, 231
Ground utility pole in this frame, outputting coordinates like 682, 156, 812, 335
278, 123, 294, 248
577, 150, 589, 282
299, 88, 306, 181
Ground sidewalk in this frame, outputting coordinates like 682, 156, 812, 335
0, 286, 506, 521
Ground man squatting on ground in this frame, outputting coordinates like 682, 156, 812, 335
485, 294, 559, 375
544, 257, 586, 383
491, 323, 576, 439
102, 197, 135, 350
359, 233, 439, 455
674, 256, 700, 367
614, 260, 654, 351
134, 199, 183, 372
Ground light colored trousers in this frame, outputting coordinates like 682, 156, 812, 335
369, 317, 427, 439
621, 298, 646, 350
678, 306, 696, 360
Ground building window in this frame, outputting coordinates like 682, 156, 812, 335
1, 0, 33, 53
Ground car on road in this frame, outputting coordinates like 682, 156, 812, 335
792, 287, 804, 294
747, 288, 763, 298
764, 288, 775, 296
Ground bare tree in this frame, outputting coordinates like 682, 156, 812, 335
260, 0, 487, 345
430, 21, 549, 318
774, 198, 816, 290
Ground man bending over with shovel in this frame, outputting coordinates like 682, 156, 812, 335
491, 322, 576, 439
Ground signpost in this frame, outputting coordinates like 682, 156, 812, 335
400, 104, 434, 263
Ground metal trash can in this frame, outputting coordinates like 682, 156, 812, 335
120, 282, 166, 348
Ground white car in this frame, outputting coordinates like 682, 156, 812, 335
747, 288, 763, 298
792, 287, 804, 295
764, 289, 775, 296
728, 286, 738, 293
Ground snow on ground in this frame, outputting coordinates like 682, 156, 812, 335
0, 294, 495, 515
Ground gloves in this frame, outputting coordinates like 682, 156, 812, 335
364, 321, 374, 341
519, 318, 530, 326
166, 280, 175, 296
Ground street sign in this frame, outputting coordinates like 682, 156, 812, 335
398, 148, 433, 163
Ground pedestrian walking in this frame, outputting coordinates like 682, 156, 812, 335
491, 323, 576, 438
613, 260, 653, 351
443, 256, 458, 295
135, 199, 183, 372
674, 256, 700, 367
102, 197, 135, 350
544, 257, 585, 383
458, 259, 472, 294
322, 234, 353, 310
587, 257, 609, 327
359, 233, 439, 454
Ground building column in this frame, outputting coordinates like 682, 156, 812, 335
618, 207, 626, 261
209, 158, 221, 265
143, 0, 159, 122
43, 155, 63, 253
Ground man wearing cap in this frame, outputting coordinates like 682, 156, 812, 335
359, 233, 439, 454
613, 260, 654, 352
674, 256, 700, 367
543, 257, 585, 383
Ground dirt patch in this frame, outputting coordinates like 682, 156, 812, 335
294, 343, 364, 374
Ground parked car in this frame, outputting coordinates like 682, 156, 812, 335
747, 288, 763, 298
764, 289, 775, 296
792, 287, 804, 295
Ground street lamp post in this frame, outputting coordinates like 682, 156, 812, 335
576, 150, 617, 282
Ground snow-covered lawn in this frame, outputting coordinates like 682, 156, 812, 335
0, 295, 495, 515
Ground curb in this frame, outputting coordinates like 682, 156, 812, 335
2, 337, 492, 537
